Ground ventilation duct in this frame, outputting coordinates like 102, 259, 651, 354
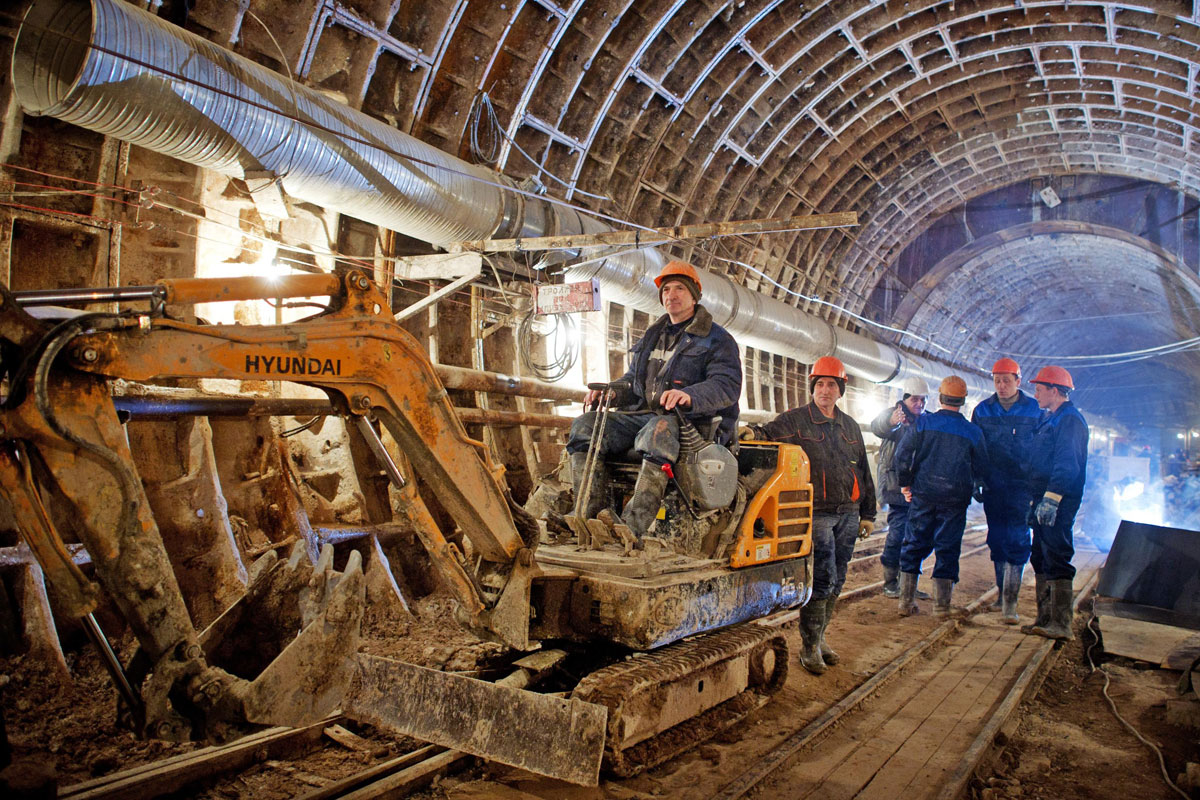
11, 0, 987, 395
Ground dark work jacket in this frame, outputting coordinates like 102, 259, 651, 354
1026, 401, 1089, 499
616, 304, 742, 445
971, 391, 1041, 489
895, 409, 990, 507
758, 403, 876, 521
870, 401, 921, 505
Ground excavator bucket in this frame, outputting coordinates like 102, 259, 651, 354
199, 541, 366, 727
346, 654, 608, 786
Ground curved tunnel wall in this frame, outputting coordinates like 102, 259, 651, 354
11, 0, 991, 396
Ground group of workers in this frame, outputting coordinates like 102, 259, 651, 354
566, 260, 1090, 678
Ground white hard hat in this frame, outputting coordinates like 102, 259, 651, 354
900, 377, 929, 397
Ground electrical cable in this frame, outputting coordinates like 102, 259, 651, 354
518, 308, 579, 382
1085, 601, 1191, 800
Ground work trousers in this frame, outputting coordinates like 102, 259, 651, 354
1030, 493, 1080, 581
983, 483, 1032, 565
879, 501, 910, 570
811, 510, 860, 601
899, 498, 968, 581
566, 410, 680, 464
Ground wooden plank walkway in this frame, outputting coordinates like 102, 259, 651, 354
755, 551, 1105, 799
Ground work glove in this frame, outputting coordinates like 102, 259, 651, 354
1034, 493, 1061, 527
737, 425, 763, 442
857, 519, 875, 540
972, 481, 986, 503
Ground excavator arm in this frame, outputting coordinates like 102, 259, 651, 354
0, 270, 545, 743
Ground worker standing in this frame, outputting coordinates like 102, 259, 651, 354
1023, 366, 1088, 640
565, 261, 742, 539
871, 377, 930, 598
747, 357, 875, 675
971, 358, 1041, 624
894, 376, 990, 616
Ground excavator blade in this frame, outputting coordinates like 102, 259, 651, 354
346, 653, 608, 786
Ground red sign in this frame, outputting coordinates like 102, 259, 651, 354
532, 280, 601, 315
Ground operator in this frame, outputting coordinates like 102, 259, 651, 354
565, 260, 742, 540
970, 358, 1041, 624
1022, 366, 1088, 641
743, 356, 875, 676
894, 376, 989, 617
870, 377, 930, 599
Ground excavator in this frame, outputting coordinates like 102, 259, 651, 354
0, 269, 814, 785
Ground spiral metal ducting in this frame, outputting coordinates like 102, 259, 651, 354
11, 0, 988, 395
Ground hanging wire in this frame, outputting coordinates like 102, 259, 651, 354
467, 90, 611, 202
518, 309, 579, 382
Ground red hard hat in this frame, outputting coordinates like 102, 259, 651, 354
811, 356, 847, 381
991, 357, 1020, 376
810, 356, 847, 397
654, 260, 703, 291
1031, 365, 1074, 390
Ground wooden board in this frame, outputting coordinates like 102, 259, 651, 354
1097, 615, 1197, 664
1163, 633, 1200, 671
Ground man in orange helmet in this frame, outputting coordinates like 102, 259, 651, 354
745, 355, 875, 675
565, 260, 742, 540
971, 358, 1041, 624
1023, 365, 1088, 641
894, 376, 990, 617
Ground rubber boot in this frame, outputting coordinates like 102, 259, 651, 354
988, 561, 1004, 611
882, 565, 900, 598
932, 577, 954, 616
799, 598, 827, 675
1001, 562, 1024, 625
897, 572, 920, 617
622, 460, 669, 538
820, 594, 840, 665
1020, 574, 1051, 634
570, 452, 608, 520
1031, 578, 1075, 640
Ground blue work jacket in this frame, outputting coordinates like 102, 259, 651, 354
895, 409, 990, 507
1027, 401, 1089, 499
617, 304, 742, 445
971, 391, 1041, 488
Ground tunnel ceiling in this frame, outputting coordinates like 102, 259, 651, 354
133, 1, 1200, 426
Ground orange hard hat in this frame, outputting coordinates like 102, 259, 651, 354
654, 260, 703, 291
1031, 365, 1074, 391
810, 356, 847, 396
938, 375, 968, 399
991, 357, 1021, 376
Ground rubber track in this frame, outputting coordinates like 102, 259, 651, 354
573, 623, 788, 776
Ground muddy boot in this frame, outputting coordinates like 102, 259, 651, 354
932, 577, 954, 616
1020, 574, 1051, 634
799, 598, 827, 675
570, 452, 608, 520
1001, 562, 1024, 625
882, 565, 900, 598
622, 460, 669, 539
897, 572, 920, 617
988, 561, 1004, 611
1031, 579, 1075, 640
820, 594, 840, 665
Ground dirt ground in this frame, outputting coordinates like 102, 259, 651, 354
2, 538, 1197, 799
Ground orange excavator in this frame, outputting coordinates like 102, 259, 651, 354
0, 270, 813, 784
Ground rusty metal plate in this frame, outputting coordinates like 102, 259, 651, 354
346, 654, 607, 786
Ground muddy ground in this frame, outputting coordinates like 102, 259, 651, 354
1, 540, 1197, 799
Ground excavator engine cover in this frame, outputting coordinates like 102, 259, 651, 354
675, 441, 738, 510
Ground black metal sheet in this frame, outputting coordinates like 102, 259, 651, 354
1097, 520, 1200, 626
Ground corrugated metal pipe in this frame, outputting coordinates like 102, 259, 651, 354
11, 0, 989, 396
